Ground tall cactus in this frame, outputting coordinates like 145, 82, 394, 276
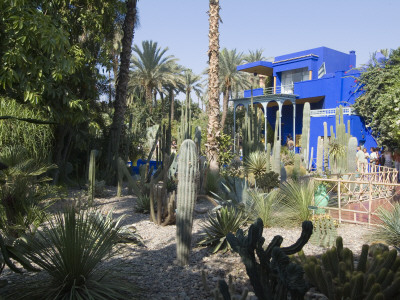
272, 110, 281, 176
176, 139, 199, 266
266, 143, 271, 172
179, 92, 192, 144
316, 137, 323, 174
301, 102, 311, 169
88, 150, 98, 206
347, 137, 358, 173
194, 126, 202, 154
242, 92, 263, 158
323, 122, 329, 172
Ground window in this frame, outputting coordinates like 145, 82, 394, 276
318, 63, 326, 79
281, 67, 309, 93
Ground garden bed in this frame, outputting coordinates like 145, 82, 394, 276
1, 187, 374, 299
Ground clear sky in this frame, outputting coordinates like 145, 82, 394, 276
134, 0, 400, 93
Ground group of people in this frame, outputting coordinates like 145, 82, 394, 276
356, 146, 400, 181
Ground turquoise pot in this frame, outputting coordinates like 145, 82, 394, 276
314, 184, 329, 214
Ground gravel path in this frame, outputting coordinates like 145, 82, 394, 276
2, 187, 374, 299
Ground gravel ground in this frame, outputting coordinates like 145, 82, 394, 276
1, 187, 374, 299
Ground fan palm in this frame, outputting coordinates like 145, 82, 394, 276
130, 40, 178, 111
219, 48, 249, 131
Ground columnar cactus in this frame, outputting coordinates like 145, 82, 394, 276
323, 122, 329, 172
266, 143, 271, 172
176, 139, 199, 266
301, 102, 311, 169
194, 126, 202, 154
272, 110, 281, 176
347, 137, 358, 173
316, 137, 323, 174
242, 92, 263, 157
225, 218, 313, 299
88, 149, 98, 205
293, 153, 301, 180
179, 92, 192, 144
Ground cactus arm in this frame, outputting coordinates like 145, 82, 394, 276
280, 220, 313, 255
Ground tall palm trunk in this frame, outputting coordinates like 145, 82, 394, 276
145, 85, 153, 112
170, 87, 175, 121
206, 0, 221, 171
220, 86, 230, 132
107, 0, 137, 182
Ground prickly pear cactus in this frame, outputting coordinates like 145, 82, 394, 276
176, 139, 199, 266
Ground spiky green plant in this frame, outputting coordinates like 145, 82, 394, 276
198, 206, 247, 253
371, 203, 400, 248
280, 179, 315, 224
0, 149, 58, 237
329, 140, 346, 174
244, 151, 269, 178
15, 208, 136, 299
248, 189, 280, 227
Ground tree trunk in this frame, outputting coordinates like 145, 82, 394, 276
146, 84, 153, 113
170, 88, 175, 122
220, 87, 230, 132
107, 0, 137, 182
206, 0, 221, 172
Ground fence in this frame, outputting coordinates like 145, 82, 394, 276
313, 163, 400, 226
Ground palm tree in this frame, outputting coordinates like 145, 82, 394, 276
219, 48, 248, 131
107, 0, 138, 182
207, 0, 221, 171
244, 48, 272, 63
130, 40, 178, 112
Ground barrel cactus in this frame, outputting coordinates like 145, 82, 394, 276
176, 139, 199, 266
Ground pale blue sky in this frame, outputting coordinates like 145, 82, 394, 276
134, 0, 400, 78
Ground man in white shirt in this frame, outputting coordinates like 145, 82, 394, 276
356, 146, 366, 172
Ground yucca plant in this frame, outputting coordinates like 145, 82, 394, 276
15, 208, 135, 299
371, 203, 400, 249
248, 189, 280, 227
198, 206, 247, 253
244, 151, 269, 178
279, 178, 315, 225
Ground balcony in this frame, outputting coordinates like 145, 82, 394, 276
232, 84, 295, 99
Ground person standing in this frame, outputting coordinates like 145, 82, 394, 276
394, 148, 400, 182
356, 146, 366, 172
383, 148, 393, 168
363, 148, 370, 172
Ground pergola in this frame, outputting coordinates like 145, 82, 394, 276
232, 62, 298, 152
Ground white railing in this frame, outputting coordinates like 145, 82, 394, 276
231, 84, 295, 99
310, 107, 353, 117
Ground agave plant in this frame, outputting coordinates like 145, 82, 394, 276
15, 208, 135, 299
198, 206, 247, 253
279, 178, 315, 225
371, 203, 400, 249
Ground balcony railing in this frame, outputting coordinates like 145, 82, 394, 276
231, 84, 295, 99
310, 107, 353, 117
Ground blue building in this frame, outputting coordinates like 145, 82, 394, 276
231, 46, 377, 156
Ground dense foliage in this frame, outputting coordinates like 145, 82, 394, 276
353, 48, 400, 147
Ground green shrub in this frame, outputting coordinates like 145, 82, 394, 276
217, 133, 234, 172
16, 208, 135, 299
255, 171, 280, 192
0, 150, 58, 237
134, 194, 151, 214
371, 203, 400, 248
198, 206, 247, 253
279, 178, 314, 225
204, 169, 220, 196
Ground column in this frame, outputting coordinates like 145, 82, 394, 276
293, 102, 296, 153
309, 70, 312, 80
273, 76, 277, 94
263, 103, 268, 150
278, 102, 282, 142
